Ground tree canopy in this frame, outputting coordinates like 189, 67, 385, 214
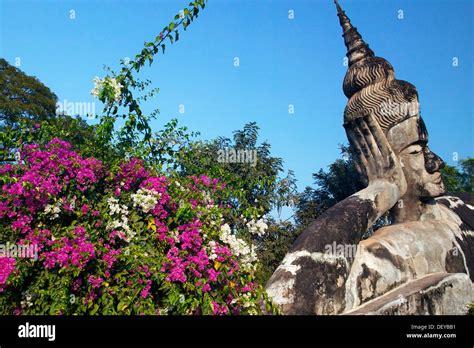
0, 58, 57, 128
442, 158, 473, 193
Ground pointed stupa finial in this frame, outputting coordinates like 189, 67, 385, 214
334, 0, 374, 66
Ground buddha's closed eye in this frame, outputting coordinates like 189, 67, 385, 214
401, 144, 423, 156
408, 145, 423, 155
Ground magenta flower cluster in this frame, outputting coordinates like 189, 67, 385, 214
0, 257, 16, 293
0, 139, 267, 315
114, 158, 149, 192
1, 138, 105, 234
42, 227, 95, 270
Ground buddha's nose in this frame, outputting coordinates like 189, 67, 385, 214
424, 146, 445, 174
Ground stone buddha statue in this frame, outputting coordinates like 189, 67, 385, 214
265, 1, 474, 315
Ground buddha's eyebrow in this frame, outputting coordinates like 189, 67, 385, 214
417, 118, 429, 142
414, 140, 427, 146
401, 140, 426, 152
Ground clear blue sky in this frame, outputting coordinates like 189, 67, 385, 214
1, 0, 472, 197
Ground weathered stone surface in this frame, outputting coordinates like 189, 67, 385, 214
265, 1, 474, 316
344, 272, 474, 315
344, 201, 473, 310
265, 191, 395, 314
266, 249, 350, 315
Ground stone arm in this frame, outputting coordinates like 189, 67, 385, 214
265, 115, 407, 314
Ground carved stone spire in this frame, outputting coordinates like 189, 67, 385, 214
335, 1, 420, 133
334, 0, 374, 66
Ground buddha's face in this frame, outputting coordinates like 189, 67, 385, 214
387, 116, 446, 201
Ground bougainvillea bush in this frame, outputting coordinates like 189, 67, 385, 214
0, 139, 278, 315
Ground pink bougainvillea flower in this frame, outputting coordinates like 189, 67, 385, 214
0, 257, 16, 292
0, 139, 268, 315
88, 275, 104, 289
81, 204, 89, 215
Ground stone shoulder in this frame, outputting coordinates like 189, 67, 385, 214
436, 193, 474, 231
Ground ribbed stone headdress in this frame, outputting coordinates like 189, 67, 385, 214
335, 0, 420, 132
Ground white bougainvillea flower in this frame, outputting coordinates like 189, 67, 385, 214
246, 218, 268, 237
219, 224, 258, 269
91, 76, 123, 104
131, 188, 159, 213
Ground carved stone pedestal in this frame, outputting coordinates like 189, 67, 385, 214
344, 272, 474, 315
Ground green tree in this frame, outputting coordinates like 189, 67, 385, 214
255, 219, 301, 284
441, 158, 473, 193
460, 158, 474, 192
0, 61, 119, 162
0, 58, 59, 162
175, 122, 298, 222
295, 145, 365, 228
31, 114, 120, 163
441, 165, 463, 192
0, 58, 58, 127
168, 122, 298, 284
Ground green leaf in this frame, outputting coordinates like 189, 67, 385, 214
90, 303, 99, 315
118, 301, 129, 312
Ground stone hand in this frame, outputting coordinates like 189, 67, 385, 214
345, 114, 407, 198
